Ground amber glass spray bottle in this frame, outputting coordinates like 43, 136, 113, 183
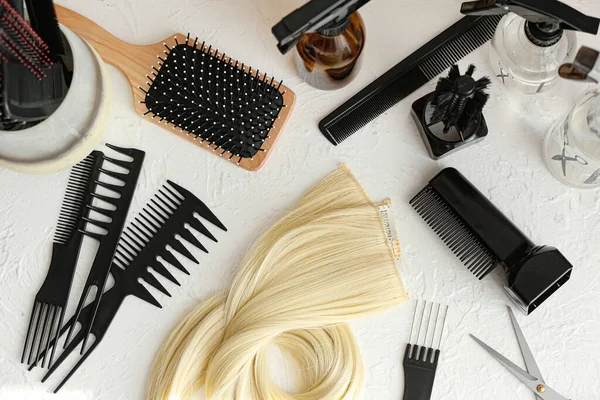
272, 0, 370, 91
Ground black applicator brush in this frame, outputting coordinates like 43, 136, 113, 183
412, 64, 491, 159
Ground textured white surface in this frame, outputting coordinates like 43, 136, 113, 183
1, 0, 600, 399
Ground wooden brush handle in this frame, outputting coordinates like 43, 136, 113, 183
55, 5, 160, 80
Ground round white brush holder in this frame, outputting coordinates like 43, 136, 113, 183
0, 25, 111, 174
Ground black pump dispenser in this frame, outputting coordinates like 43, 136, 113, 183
272, 0, 370, 90
461, 0, 600, 46
272, 0, 370, 54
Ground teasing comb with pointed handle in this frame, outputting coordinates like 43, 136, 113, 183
54, 5, 295, 171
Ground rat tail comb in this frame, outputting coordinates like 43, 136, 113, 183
29, 180, 227, 393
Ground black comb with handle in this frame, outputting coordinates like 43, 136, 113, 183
319, 15, 502, 145
21, 152, 102, 369
29, 180, 227, 393
403, 300, 448, 400
410, 168, 573, 315
65, 144, 145, 353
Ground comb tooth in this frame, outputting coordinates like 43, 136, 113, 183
104, 143, 138, 157
149, 200, 170, 221
133, 281, 162, 308
98, 167, 127, 181
156, 191, 178, 212
163, 182, 185, 202
139, 211, 162, 232
150, 260, 179, 285
179, 227, 208, 252
131, 221, 153, 242
143, 271, 171, 297
135, 217, 157, 235
122, 233, 144, 252
188, 217, 217, 242
169, 238, 198, 263
102, 155, 132, 169
95, 180, 123, 193
160, 249, 189, 275
91, 192, 118, 205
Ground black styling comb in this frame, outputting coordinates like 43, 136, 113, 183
318, 15, 502, 145
21, 152, 102, 369
29, 181, 227, 393
403, 300, 448, 400
64, 144, 145, 354
410, 168, 573, 315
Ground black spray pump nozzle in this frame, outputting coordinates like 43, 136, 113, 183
461, 0, 600, 45
272, 0, 370, 54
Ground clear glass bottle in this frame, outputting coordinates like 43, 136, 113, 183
543, 89, 600, 188
490, 14, 577, 94
294, 12, 366, 91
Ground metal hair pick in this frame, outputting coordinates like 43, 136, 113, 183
402, 300, 449, 400
28, 180, 227, 393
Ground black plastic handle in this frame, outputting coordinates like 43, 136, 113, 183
402, 345, 440, 400
272, 0, 370, 54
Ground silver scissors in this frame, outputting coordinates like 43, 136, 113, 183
470, 306, 570, 400
552, 147, 588, 177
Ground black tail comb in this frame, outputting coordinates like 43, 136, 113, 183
21, 152, 102, 369
402, 300, 448, 400
29, 180, 226, 393
65, 144, 145, 355
410, 168, 573, 315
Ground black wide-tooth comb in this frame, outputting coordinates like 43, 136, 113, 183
410, 168, 573, 315
64, 144, 145, 354
29, 180, 227, 393
318, 15, 502, 145
21, 152, 102, 369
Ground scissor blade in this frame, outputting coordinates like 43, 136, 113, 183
470, 334, 537, 381
470, 335, 570, 400
507, 306, 544, 381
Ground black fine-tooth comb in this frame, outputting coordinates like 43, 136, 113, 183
65, 144, 145, 354
318, 15, 502, 145
29, 180, 226, 393
55, 5, 296, 171
21, 152, 102, 369
402, 300, 448, 400
410, 168, 573, 315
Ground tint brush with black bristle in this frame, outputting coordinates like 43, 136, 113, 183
410, 168, 573, 315
28, 180, 226, 393
55, 5, 296, 170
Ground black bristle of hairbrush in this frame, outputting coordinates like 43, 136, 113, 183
429, 64, 490, 134
142, 36, 285, 163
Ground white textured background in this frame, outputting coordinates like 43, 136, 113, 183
2, 0, 600, 399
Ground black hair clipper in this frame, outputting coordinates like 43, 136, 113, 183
410, 168, 572, 315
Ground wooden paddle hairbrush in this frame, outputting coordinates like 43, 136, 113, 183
55, 5, 295, 171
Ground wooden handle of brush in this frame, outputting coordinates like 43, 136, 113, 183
55, 5, 160, 75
